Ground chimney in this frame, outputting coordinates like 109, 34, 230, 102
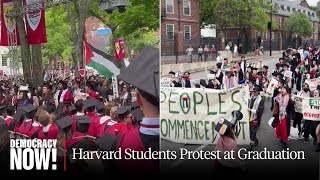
299, 0, 310, 9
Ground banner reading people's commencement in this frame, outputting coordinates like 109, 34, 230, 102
160, 86, 250, 145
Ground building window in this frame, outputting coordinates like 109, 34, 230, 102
166, 24, 174, 40
2, 57, 7, 67
280, 5, 284, 10
263, 32, 267, 40
271, 32, 275, 40
293, 8, 296, 11
184, 25, 191, 40
92, 24, 96, 31
166, 0, 174, 14
183, 0, 190, 16
287, 6, 290, 12
279, 17, 282, 29
298, 9, 301, 12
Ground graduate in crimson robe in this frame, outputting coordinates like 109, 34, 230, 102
104, 105, 134, 137
83, 99, 100, 137
96, 106, 118, 138
85, 82, 99, 99
16, 104, 38, 137
54, 80, 74, 107
5, 106, 15, 131
71, 99, 97, 137
37, 110, 59, 139
97, 47, 160, 174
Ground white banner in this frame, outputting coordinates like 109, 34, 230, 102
266, 78, 278, 97
305, 78, 320, 91
302, 97, 320, 121
160, 86, 250, 144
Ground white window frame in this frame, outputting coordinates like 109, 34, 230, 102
271, 32, 275, 40
263, 32, 267, 40
183, 0, 191, 16
184, 25, 191, 40
166, 24, 174, 40
166, 0, 174, 14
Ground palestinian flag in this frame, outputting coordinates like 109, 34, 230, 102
84, 41, 121, 78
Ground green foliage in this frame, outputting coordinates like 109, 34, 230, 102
201, 0, 270, 31
126, 30, 159, 54
108, 0, 159, 38
285, 12, 313, 38
42, 6, 73, 64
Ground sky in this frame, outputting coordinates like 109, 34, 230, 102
307, 0, 319, 6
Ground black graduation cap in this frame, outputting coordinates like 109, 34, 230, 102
117, 46, 159, 98
95, 101, 105, 111
96, 133, 116, 151
76, 115, 92, 124
278, 78, 287, 85
55, 116, 74, 130
68, 105, 76, 112
251, 67, 258, 71
257, 72, 263, 76
248, 79, 256, 85
115, 106, 131, 116
215, 118, 231, 135
83, 98, 98, 108
263, 65, 269, 70
283, 64, 289, 68
76, 115, 92, 133
131, 101, 140, 110
209, 70, 215, 74
22, 104, 37, 113
13, 109, 25, 123
252, 85, 263, 92
0, 105, 7, 113
168, 71, 175, 75
131, 108, 143, 122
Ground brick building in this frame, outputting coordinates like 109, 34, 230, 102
217, 0, 319, 52
161, 0, 201, 63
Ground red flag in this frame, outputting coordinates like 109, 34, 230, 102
0, 0, 20, 46
83, 41, 94, 65
24, 0, 47, 44
114, 39, 125, 60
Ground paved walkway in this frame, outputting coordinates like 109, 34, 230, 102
161, 51, 282, 64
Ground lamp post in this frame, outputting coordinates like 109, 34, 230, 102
269, 0, 272, 56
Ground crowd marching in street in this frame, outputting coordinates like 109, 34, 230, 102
0, 46, 160, 176
166, 45, 320, 152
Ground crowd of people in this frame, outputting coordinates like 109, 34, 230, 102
0, 46, 160, 176
167, 45, 320, 152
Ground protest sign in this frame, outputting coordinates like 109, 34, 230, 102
266, 78, 278, 97
292, 95, 303, 113
207, 74, 216, 80
284, 71, 293, 78
305, 78, 320, 91
302, 97, 320, 121
112, 76, 119, 98
160, 86, 250, 144
161, 77, 172, 87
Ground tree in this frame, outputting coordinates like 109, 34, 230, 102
12, 0, 32, 85
42, 6, 73, 66
200, 0, 275, 53
285, 12, 313, 46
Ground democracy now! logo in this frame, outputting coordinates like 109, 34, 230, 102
10, 139, 57, 170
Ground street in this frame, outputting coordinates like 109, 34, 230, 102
160, 56, 320, 178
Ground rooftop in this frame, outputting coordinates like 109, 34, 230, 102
273, 0, 319, 22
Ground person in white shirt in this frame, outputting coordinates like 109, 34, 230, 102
186, 45, 194, 63
225, 44, 230, 51
216, 53, 223, 63
233, 44, 238, 58
198, 46, 203, 61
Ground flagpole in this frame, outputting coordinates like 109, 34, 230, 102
83, 41, 87, 86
